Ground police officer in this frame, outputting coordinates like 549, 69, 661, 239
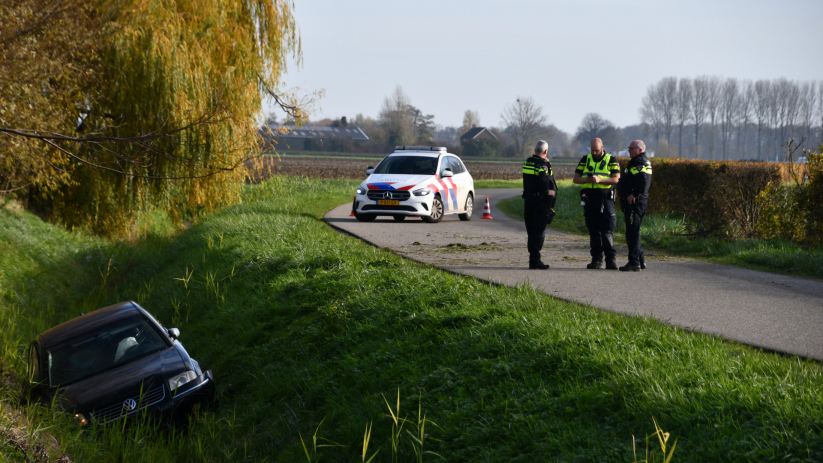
522, 140, 557, 270
573, 138, 620, 269
617, 140, 652, 271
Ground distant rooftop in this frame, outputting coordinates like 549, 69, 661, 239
460, 126, 497, 141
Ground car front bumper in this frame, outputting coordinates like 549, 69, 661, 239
354, 191, 437, 216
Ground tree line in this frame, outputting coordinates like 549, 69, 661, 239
640, 77, 822, 160
287, 87, 568, 158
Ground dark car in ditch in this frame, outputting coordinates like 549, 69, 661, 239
27, 301, 215, 425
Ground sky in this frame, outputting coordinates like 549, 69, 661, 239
267, 0, 823, 135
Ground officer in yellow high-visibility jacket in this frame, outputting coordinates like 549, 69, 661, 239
573, 138, 621, 269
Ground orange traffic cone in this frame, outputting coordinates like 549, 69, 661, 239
350, 195, 356, 217
481, 197, 493, 219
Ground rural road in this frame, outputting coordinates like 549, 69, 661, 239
324, 189, 823, 361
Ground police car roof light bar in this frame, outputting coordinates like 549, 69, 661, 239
394, 146, 447, 152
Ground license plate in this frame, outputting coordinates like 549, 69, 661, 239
378, 200, 399, 205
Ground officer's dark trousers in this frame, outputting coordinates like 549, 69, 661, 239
583, 197, 616, 262
524, 196, 549, 263
622, 199, 647, 264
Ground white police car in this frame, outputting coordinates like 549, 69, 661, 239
353, 146, 475, 223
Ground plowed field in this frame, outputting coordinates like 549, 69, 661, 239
248, 156, 575, 181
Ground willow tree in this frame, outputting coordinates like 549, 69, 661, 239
1, 0, 304, 236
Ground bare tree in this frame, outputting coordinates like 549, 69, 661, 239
705, 76, 722, 159
640, 90, 662, 148
753, 80, 771, 160
575, 113, 616, 151
783, 80, 801, 147
798, 81, 815, 143
675, 78, 693, 158
735, 81, 754, 159
460, 110, 481, 136
659, 77, 678, 143
819, 81, 823, 143
691, 76, 710, 159
500, 96, 548, 156
379, 86, 415, 146
720, 78, 739, 160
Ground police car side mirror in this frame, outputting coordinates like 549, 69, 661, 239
441, 169, 453, 178
366, 167, 374, 175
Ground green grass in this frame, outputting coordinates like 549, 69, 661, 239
497, 180, 823, 279
1, 177, 823, 462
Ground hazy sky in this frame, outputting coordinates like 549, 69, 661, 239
269, 0, 823, 134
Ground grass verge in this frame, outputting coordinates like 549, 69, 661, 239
497, 179, 823, 279
1, 177, 822, 462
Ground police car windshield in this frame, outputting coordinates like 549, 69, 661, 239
373, 156, 438, 175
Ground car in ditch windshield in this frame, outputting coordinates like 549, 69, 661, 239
27, 301, 215, 426
353, 146, 475, 223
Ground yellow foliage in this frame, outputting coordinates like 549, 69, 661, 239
1, 0, 302, 236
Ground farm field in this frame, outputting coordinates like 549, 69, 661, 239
1, 177, 822, 462
252, 153, 578, 181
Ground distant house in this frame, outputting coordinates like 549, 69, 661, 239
260, 125, 369, 151
459, 126, 498, 142
460, 126, 500, 157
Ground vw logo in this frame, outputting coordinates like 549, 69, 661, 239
122, 398, 137, 411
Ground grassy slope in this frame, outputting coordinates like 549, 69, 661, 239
496, 179, 823, 279
1, 178, 822, 462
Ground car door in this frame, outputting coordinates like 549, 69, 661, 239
448, 156, 470, 211
440, 156, 461, 212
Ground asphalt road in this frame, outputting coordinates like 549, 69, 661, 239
325, 189, 823, 361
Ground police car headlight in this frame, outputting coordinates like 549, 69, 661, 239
356, 186, 367, 195
412, 187, 432, 196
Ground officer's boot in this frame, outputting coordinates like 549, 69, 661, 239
619, 261, 641, 272
586, 257, 604, 269
640, 255, 647, 270
605, 258, 618, 270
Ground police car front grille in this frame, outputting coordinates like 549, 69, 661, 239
90, 384, 166, 424
361, 205, 418, 212
366, 190, 411, 201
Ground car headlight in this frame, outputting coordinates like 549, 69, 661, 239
356, 186, 367, 195
412, 187, 432, 196
168, 370, 197, 393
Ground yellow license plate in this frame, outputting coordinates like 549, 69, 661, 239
378, 200, 399, 205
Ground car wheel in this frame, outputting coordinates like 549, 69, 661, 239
458, 194, 473, 221
354, 212, 376, 222
392, 215, 406, 222
422, 195, 444, 223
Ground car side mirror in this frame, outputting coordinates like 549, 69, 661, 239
366, 166, 374, 175
168, 328, 180, 340
441, 169, 453, 178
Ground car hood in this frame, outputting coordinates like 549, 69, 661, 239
364, 174, 435, 191
54, 347, 186, 412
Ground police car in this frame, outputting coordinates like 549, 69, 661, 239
353, 146, 475, 223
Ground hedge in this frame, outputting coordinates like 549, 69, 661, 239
617, 151, 822, 245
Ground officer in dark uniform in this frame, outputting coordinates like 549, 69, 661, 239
573, 138, 621, 269
617, 140, 652, 271
522, 140, 557, 269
